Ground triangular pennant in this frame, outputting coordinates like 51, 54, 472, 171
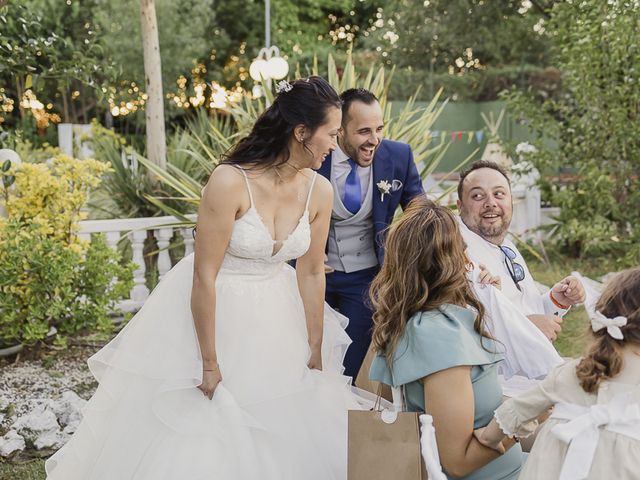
457, 131, 463, 141
475, 130, 484, 144
467, 131, 474, 143
451, 131, 457, 142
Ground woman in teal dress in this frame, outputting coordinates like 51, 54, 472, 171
368, 197, 522, 480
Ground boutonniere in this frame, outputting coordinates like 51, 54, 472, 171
376, 179, 403, 202
376, 180, 392, 202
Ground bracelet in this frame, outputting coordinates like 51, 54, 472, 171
549, 292, 569, 310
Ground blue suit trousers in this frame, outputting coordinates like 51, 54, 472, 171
325, 266, 379, 381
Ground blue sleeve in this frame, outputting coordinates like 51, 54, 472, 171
370, 308, 502, 387
400, 145, 424, 209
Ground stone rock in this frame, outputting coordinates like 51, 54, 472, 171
0, 430, 26, 457
9, 395, 85, 451
12, 404, 66, 450
34, 429, 68, 450
49, 390, 85, 433
12, 405, 59, 437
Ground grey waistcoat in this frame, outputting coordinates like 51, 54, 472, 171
326, 168, 379, 273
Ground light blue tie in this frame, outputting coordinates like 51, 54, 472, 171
343, 159, 361, 214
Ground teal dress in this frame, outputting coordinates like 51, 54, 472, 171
369, 304, 522, 480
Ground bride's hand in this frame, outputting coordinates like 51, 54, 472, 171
308, 345, 323, 371
198, 364, 222, 400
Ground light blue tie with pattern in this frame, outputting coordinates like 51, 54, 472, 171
343, 159, 361, 214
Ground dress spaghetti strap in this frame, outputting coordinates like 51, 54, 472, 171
304, 172, 318, 211
232, 165, 255, 208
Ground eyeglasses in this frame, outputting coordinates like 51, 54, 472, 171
499, 245, 525, 291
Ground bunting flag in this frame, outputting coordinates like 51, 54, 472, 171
431, 130, 486, 144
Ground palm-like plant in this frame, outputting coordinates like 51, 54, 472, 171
139, 52, 474, 225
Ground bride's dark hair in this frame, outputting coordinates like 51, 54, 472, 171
222, 76, 341, 169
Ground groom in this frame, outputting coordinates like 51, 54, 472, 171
317, 88, 424, 379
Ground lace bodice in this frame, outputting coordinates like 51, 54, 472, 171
219, 169, 316, 275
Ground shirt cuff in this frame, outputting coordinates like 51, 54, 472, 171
544, 290, 570, 317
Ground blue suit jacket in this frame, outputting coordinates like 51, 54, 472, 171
316, 139, 424, 265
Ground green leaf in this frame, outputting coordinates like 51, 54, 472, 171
2, 174, 15, 188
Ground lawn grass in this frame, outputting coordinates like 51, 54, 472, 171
0, 460, 45, 480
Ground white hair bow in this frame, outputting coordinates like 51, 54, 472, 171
590, 310, 627, 340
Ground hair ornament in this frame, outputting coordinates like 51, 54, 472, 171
590, 310, 627, 340
275, 80, 293, 93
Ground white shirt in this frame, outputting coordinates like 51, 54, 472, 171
458, 217, 567, 317
459, 217, 566, 395
331, 145, 371, 204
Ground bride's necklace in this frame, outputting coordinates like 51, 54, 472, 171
272, 162, 302, 184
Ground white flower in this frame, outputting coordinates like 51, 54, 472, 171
377, 180, 392, 202
515, 142, 537, 155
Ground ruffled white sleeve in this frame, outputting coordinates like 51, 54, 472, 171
494, 361, 565, 438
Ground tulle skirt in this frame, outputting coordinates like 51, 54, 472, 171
45, 255, 365, 480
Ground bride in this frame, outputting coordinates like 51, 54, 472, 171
46, 76, 366, 480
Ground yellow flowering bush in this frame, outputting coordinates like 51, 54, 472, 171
0, 155, 134, 346
4, 154, 109, 247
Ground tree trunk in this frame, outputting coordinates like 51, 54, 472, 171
139, 0, 166, 169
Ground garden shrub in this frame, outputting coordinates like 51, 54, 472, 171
388, 64, 561, 102
502, 1, 640, 267
0, 154, 134, 346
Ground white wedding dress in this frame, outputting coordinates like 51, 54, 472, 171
46, 171, 366, 480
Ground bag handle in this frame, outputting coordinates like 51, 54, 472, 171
391, 386, 405, 412
373, 384, 407, 412
373, 384, 385, 411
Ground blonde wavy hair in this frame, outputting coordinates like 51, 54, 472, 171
369, 196, 489, 359
576, 266, 640, 393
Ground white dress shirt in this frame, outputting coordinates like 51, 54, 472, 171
458, 217, 566, 396
331, 145, 371, 204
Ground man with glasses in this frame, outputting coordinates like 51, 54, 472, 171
456, 160, 586, 341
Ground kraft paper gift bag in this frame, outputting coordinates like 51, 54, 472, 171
348, 388, 426, 480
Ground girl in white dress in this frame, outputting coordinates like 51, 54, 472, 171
474, 266, 640, 480
45, 77, 368, 480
